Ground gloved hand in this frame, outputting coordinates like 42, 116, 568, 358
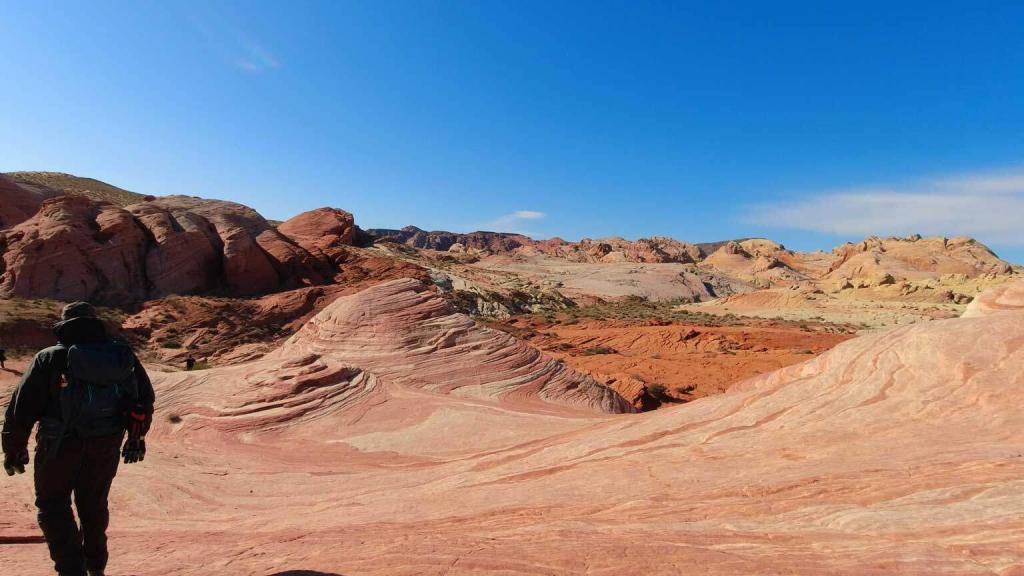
122, 438, 145, 464
4, 449, 29, 476
127, 406, 151, 438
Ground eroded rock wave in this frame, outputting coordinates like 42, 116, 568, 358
155, 278, 634, 434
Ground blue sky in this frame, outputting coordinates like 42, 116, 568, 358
1, 1, 1022, 262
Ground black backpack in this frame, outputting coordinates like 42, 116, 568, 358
62, 342, 140, 438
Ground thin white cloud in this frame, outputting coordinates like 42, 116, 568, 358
242, 39, 281, 69
234, 35, 282, 73
477, 210, 548, 236
235, 59, 262, 73
190, 15, 282, 74
745, 167, 1024, 245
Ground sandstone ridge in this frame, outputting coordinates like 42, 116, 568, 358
0, 194, 365, 304
154, 277, 635, 428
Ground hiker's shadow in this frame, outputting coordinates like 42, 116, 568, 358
269, 572, 345, 576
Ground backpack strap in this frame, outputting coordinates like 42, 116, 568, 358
39, 346, 74, 464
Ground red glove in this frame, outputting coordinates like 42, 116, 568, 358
123, 406, 150, 465
127, 406, 151, 439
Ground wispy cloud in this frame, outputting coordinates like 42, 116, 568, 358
477, 210, 548, 235
233, 36, 282, 73
190, 15, 282, 74
744, 167, 1024, 245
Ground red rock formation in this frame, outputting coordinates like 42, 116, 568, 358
0, 195, 378, 304
125, 202, 225, 297
143, 196, 328, 295
121, 250, 430, 364
368, 227, 706, 264
0, 196, 150, 303
277, 207, 358, 266
527, 318, 852, 408
368, 226, 533, 253
533, 236, 703, 264
700, 239, 807, 287
0, 174, 46, 229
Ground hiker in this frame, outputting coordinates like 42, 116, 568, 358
185, 354, 196, 371
0, 345, 6, 370
2, 302, 155, 576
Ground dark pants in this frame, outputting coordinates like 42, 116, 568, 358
34, 433, 123, 575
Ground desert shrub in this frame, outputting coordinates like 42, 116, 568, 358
158, 337, 182, 349
581, 346, 615, 355
647, 384, 670, 401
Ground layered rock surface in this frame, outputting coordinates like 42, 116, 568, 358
374, 223, 1016, 320
531, 236, 704, 264
274, 278, 634, 413
827, 234, 1013, 282
4, 283, 1023, 574
0, 194, 370, 303
963, 279, 1024, 317
0, 195, 152, 304
277, 207, 362, 265
119, 250, 428, 364
470, 255, 717, 302
698, 239, 808, 287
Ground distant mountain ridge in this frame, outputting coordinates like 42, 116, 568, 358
0, 171, 1015, 307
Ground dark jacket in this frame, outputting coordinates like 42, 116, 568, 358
1, 317, 155, 456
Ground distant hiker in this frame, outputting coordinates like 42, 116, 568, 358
2, 302, 155, 576
0, 346, 6, 370
185, 354, 196, 371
